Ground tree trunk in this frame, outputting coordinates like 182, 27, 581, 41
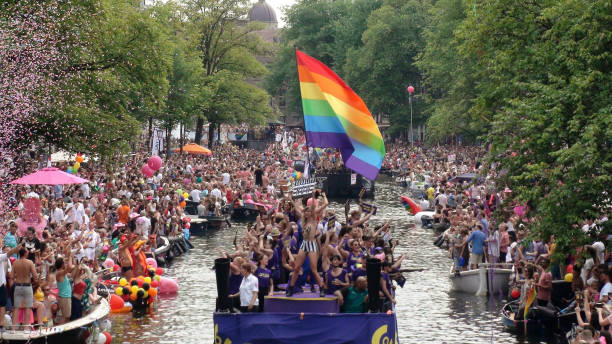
179, 121, 184, 154
208, 122, 215, 148
165, 126, 171, 158
194, 117, 204, 145
147, 117, 153, 151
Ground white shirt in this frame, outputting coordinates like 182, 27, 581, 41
592, 241, 605, 263
190, 189, 201, 203
0, 253, 8, 286
75, 202, 86, 225
50, 208, 64, 224
222, 173, 230, 185
186, 165, 193, 174
80, 183, 90, 199
601, 282, 612, 303
239, 274, 259, 307
211, 188, 222, 199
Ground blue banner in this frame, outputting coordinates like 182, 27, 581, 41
213, 312, 398, 344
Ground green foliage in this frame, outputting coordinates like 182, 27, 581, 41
186, 0, 274, 145
477, 0, 612, 252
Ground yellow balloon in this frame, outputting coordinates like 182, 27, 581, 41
119, 278, 127, 287
564, 273, 573, 282
115, 287, 123, 296
143, 291, 149, 299
144, 277, 152, 284
74, 162, 80, 170
131, 285, 139, 294
183, 192, 189, 199
154, 275, 161, 281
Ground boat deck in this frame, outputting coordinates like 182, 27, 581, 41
265, 288, 339, 313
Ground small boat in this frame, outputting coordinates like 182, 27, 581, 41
502, 299, 580, 339
449, 263, 513, 296
201, 215, 228, 230
0, 298, 110, 344
230, 203, 261, 222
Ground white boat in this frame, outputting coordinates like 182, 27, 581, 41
449, 263, 513, 296
414, 210, 435, 226
0, 298, 110, 343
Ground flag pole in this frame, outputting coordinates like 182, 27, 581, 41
295, 48, 312, 177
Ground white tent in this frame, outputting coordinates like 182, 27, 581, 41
50, 151, 90, 163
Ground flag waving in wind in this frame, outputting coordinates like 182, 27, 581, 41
296, 50, 385, 181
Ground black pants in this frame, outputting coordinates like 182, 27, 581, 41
239, 306, 257, 313
258, 287, 269, 312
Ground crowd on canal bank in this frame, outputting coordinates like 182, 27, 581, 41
0, 130, 609, 342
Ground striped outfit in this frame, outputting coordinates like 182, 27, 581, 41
300, 240, 318, 253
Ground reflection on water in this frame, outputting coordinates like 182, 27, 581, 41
110, 180, 539, 343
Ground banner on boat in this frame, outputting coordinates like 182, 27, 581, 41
214, 313, 398, 344
292, 177, 317, 198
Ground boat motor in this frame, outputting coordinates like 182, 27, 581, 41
215, 257, 231, 312
366, 257, 381, 313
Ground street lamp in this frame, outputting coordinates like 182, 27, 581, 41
406, 86, 414, 148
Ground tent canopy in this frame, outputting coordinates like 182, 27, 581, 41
10, 167, 89, 185
174, 143, 212, 155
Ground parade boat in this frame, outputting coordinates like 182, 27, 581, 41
316, 169, 375, 199
449, 263, 513, 296
0, 298, 110, 344
501, 282, 578, 341
212, 258, 399, 344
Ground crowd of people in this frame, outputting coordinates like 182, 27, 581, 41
0, 127, 608, 342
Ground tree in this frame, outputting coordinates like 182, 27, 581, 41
415, 0, 482, 143
186, 0, 273, 146
344, 0, 430, 137
466, 0, 612, 253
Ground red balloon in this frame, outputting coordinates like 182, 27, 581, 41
151, 281, 159, 288
103, 331, 112, 344
566, 265, 573, 274
141, 164, 154, 177
292, 142, 298, 149
156, 267, 163, 276
147, 155, 163, 171
137, 278, 144, 287
302, 145, 308, 151
511, 289, 520, 299
406, 85, 415, 94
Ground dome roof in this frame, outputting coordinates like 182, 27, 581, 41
248, 0, 277, 27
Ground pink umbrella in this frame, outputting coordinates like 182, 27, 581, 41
10, 167, 89, 185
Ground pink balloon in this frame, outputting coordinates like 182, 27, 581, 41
158, 277, 179, 295
406, 85, 415, 94
141, 164, 154, 177
148, 156, 163, 171
103, 258, 115, 269
146, 257, 157, 269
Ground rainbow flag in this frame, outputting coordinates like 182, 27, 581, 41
296, 50, 385, 181
523, 287, 537, 334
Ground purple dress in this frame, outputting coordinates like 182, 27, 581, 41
326, 268, 347, 295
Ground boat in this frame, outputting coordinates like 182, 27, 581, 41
449, 263, 513, 296
201, 215, 228, 230
230, 203, 260, 222
212, 257, 399, 343
0, 298, 110, 344
400, 195, 434, 227
316, 169, 375, 199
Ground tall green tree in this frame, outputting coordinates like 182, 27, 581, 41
416, 0, 482, 143
344, 0, 430, 137
467, 0, 612, 252
186, 0, 273, 146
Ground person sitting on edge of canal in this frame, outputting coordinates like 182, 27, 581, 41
335, 276, 369, 313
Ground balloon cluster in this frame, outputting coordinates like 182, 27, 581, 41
142, 155, 162, 178
290, 171, 302, 181
67, 153, 84, 174
177, 189, 187, 207
115, 267, 164, 303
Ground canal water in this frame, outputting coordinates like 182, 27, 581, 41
109, 180, 540, 343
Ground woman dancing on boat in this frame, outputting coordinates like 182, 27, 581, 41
286, 190, 328, 297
